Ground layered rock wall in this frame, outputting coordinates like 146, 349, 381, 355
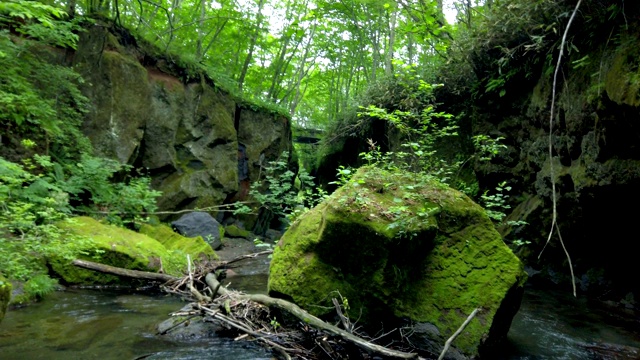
72, 23, 294, 214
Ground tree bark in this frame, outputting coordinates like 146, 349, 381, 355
237, 0, 266, 92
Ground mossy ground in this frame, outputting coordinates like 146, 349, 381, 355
269, 166, 526, 356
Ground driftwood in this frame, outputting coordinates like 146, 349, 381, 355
72, 255, 429, 359
438, 308, 480, 360
204, 273, 418, 359
72, 259, 178, 282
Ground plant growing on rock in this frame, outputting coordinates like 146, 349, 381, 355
347, 81, 509, 237
235, 151, 326, 233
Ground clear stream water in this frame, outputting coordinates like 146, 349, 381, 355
0, 279, 638, 360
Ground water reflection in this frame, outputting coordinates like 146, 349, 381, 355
1, 283, 638, 359
0, 287, 272, 360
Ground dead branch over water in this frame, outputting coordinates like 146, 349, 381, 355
73, 253, 429, 359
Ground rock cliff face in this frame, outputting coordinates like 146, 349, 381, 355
461, 25, 640, 301
72, 23, 294, 214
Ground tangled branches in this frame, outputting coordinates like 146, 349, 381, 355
158, 253, 419, 360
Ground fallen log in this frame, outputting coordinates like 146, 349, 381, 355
204, 273, 418, 359
72, 259, 178, 282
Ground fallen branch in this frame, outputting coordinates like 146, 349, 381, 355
224, 250, 273, 267
438, 308, 480, 360
72, 259, 178, 282
332, 297, 352, 332
204, 273, 418, 359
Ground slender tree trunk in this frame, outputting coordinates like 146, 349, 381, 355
202, 18, 229, 55
195, 0, 205, 60
371, 29, 380, 82
66, 0, 77, 17
288, 22, 317, 115
238, 0, 266, 92
268, 34, 292, 100
384, 4, 397, 77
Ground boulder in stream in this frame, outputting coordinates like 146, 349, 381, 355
268, 166, 527, 359
171, 212, 224, 249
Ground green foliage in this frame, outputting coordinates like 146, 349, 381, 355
22, 274, 58, 300
0, 6, 91, 159
46, 155, 162, 227
0, 153, 162, 289
481, 181, 512, 222
337, 81, 508, 236
480, 181, 529, 247
0, 1, 67, 28
235, 151, 326, 224
329, 165, 353, 187
356, 81, 504, 189
0, 156, 80, 283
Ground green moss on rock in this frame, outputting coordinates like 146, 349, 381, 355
138, 223, 218, 260
0, 274, 10, 324
50, 217, 185, 285
269, 166, 526, 357
605, 36, 640, 107
224, 225, 251, 239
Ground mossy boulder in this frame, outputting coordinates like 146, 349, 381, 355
268, 167, 526, 358
0, 274, 10, 324
49, 217, 185, 285
138, 223, 218, 260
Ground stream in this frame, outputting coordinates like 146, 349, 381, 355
1, 245, 639, 360
2, 283, 638, 359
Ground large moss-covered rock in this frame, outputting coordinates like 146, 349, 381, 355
0, 274, 10, 324
269, 167, 526, 358
50, 217, 185, 284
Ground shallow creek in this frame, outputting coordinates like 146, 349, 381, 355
1, 273, 638, 359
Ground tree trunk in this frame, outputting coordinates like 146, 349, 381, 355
72, 259, 178, 282
237, 0, 266, 92
384, 4, 397, 77
195, 0, 205, 60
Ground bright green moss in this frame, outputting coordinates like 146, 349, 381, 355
224, 225, 250, 239
50, 217, 186, 284
138, 223, 217, 260
269, 166, 526, 357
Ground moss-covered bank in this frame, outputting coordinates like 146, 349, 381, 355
49, 217, 212, 285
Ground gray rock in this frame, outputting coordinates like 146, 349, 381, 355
171, 212, 223, 250
264, 229, 282, 242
